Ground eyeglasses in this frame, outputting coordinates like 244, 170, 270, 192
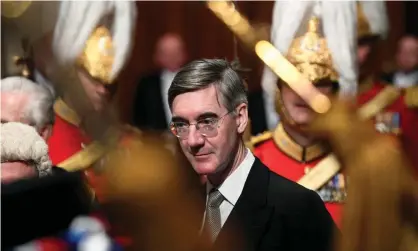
170, 112, 232, 139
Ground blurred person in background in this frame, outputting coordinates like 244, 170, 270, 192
356, 1, 418, 173
381, 35, 418, 88
133, 33, 188, 131
1, 76, 55, 141
248, 1, 357, 227
43, 0, 137, 202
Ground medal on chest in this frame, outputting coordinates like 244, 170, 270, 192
375, 112, 401, 135
316, 173, 347, 203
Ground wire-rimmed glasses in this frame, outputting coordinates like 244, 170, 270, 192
170, 112, 232, 139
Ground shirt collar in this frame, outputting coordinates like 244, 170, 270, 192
206, 149, 255, 206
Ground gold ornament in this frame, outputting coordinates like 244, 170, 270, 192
1, 0, 31, 18
274, 87, 296, 126
13, 37, 33, 78
286, 16, 339, 84
77, 26, 115, 85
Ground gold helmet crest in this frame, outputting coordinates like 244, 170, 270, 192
286, 16, 338, 84
77, 26, 115, 84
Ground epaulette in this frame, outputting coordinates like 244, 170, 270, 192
405, 86, 418, 108
249, 131, 273, 146
58, 142, 106, 172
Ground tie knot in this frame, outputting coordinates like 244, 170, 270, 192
208, 189, 224, 208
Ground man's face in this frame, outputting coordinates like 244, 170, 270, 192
1, 92, 30, 124
357, 43, 371, 69
281, 81, 334, 126
1, 162, 37, 184
396, 37, 418, 72
171, 85, 247, 176
77, 69, 113, 112
155, 34, 187, 72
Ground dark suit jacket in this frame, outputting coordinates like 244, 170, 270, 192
210, 158, 337, 251
1, 170, 92, 248
380, 72, 395, 84
133, 71, 169, 131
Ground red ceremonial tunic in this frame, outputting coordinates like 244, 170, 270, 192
47, 99, 104, 200
253, 124, 346, 228
357, 80, 418, 173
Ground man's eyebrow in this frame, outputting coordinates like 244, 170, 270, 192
171, 112, 219, 123
171, 116, 187, 123
196, 112, 218, 120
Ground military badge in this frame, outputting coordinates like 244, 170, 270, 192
317, 173, 347, 203
375, 112, 401, 135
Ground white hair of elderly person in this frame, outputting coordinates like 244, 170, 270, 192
0, 76, 55, 141
1, 122, 52, 183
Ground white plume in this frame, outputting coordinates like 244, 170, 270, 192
261, 0, 358, 123
52, 1, 137, 82
359, 1, 389, 39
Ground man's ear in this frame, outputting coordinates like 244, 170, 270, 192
235, 103, 248, 134
40, 125, 53, 141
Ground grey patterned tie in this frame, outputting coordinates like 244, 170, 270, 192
204, 189, 224, 242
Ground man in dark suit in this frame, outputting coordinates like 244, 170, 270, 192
168, 59, 337, 251
133, 33, 188, 131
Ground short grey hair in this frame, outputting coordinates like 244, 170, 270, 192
1, 76, 55, 129
168, 59, 248, 112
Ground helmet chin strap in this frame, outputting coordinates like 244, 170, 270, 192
274, 86, 296, 127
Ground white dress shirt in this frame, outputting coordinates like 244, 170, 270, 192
394, 71, 418, 88
161, 70, 177, 125
203, 149, 255, 229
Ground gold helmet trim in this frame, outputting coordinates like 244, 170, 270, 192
286, 16, 339, 84
76, 26, 115, 84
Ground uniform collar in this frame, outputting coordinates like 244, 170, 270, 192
53, 98, 82, 127
273, 123, 328, 162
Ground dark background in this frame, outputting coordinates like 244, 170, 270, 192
117, 1, 417, 123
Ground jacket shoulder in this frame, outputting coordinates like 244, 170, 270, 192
260, 164, 337, 250
265, 168, 328, 213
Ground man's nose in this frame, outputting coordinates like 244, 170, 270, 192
186, 126, 205, 147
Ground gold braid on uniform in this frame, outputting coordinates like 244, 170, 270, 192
274, 87, 296, 126
405, 86, 418, 108
246, 131, 273, 152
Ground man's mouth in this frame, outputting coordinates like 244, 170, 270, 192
194, 153, 210, 157
295, 104, 310, 108
193, 153, 211, 160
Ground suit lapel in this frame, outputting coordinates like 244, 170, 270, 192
214, 159, 273, 251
